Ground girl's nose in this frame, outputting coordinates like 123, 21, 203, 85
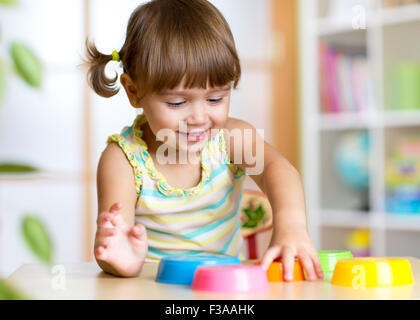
187, 104, 208, 125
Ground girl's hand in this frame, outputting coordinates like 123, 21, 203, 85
94, 202, 148, 277
260, 229, 324, 282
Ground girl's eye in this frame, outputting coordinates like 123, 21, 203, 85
166, 101, 185, 107
208, 97, 223, 104
167, 98, 223, 107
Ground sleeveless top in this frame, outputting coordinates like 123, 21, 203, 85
107, 113, 247, 262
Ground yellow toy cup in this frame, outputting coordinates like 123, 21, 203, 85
331, 257, 414, 287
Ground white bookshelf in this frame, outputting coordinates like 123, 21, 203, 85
299, 0, 420, 258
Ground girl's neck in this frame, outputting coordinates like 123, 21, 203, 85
141, 122, 162, 154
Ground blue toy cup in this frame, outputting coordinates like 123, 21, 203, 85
156, 254, 241, 285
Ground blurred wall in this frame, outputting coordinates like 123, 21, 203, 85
0, 0, 85, 276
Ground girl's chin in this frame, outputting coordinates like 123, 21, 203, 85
177, 142, 207, 154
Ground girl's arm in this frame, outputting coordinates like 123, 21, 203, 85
224, 118, 323, 281
95, 142, 145, 277
97, 142, 138, 226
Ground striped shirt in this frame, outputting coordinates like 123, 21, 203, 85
107, 113, 247, 262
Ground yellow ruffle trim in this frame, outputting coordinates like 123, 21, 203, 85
219, 128, 246, 178
131, 114, 212, 197
107, 114, 245, 198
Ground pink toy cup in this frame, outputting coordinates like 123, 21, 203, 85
191, 264, 269, 293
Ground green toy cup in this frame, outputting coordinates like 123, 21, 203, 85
318, 250, 353, 282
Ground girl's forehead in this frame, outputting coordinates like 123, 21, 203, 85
159, 84, 232, 96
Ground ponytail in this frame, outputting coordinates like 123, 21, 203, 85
83, 38, 120, 98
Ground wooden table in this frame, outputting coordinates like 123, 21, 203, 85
7, 257, 420, 300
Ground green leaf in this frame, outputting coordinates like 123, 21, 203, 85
10, 42, 42, 88
0, 0, 17, 6
242, 220, 259, 229
242, 208, 251, 218
0, 279, 27, 300
0, 162, 38, 173
255, 205, 265, 220
21, 215, 53, 265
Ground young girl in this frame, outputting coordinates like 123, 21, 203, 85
85, 0, 323, 281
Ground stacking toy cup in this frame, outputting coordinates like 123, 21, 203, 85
192, 265, 269, 292
331, 257, 414, 287
318, 250, 353, 282
156, 254, 241, 285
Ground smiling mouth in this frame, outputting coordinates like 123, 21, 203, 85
177, 129, 210, 142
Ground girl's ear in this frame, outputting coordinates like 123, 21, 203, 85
120, 73, 142, 108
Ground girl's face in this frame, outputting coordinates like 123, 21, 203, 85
140, 78, 232, 154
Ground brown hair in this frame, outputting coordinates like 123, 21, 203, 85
84, 0, 241, 99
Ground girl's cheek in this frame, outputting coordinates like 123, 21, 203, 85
214, 114, 229, 127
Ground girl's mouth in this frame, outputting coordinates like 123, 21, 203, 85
178, 129, 209, 142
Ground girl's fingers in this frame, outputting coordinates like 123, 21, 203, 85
298, 253, 316, 281
95, 246, 107, 261
260, 246, 281, 271
96, 212, 114, 227
130, 224, 147, 241
112, 212, 128, 228
95, 238, 110, 250
109, 202, 123, 213
95, 231, 111, 248
106, 205, 128, 228
311, 254, 324, 279
96, 227, 116, 237
281, 248, 296, 282
97, 204, 126, 228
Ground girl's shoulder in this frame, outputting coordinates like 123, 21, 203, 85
107, 113, 147, 148
223, 117, 257, 135
106, 114, 146, 197
222, 116, 259, 158
222, 117, 264, 177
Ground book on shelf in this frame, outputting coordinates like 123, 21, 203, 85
318, 42, 371, 114
386, 136, 420, 214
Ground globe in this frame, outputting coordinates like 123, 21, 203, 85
334, 131, 370, 190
